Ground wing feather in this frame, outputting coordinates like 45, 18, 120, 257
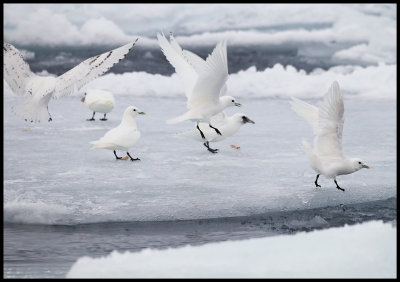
157, 33, 198, 102
53, 39, 138, 99
209, 111, 228, 127
182, 49, 207, 74
314, 81, 345, 158
3, 43, 37, 96
289, 97, 319, 134
189, 41, 229, 109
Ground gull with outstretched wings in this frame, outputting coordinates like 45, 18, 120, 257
157, 32, 242, 140
289, 81, 370, 191
3, 39, 138, 123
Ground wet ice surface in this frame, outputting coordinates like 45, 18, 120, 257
3, 94, 396, 278
4, 95, 396, 223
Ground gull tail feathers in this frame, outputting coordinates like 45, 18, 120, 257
12, 96, 52, 123
89, 140, 110, 149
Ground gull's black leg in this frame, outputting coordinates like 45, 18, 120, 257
209, 124, 222, 135
197, 123, 206, 139
334, 179, 345, 192
127, 152, 140, 161
314, 174, 321, 188
87, 112, 95, 121
114, 150, 122, 160
47, 106, 52, 122
100, 113, 107, 121
203, 141, 218, 154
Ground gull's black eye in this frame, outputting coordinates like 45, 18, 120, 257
358, 162, 361, 164
133, 109, 136, 111
232, 100, 234, 102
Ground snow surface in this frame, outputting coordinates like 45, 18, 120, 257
66, 220, 396, 278
4, 63, 395, 100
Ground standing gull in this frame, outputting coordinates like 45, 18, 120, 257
3, 39, 138, 123
179, 112, 255, 153
90, 106, 145, 161
81, 89, 116, 121
157, 32, 241, 139
289, 81, 370, 191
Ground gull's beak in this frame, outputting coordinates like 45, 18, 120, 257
235, 102, 242, 107
80, 97, 85, 102
362, 164, 370, 169
138, 111, 146, 115
243, 116, 255, 124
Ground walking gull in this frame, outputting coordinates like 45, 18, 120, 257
81, 89, 116, 121
289, 81, 370, 191
90, 106, 145, 161
178, 112, 255, 153
3, 39, 138, 123
157, 32, 241, 139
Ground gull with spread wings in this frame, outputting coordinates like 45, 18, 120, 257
290, 81, 370, 191
3, 39, 138, 123
157, 33, 241, 139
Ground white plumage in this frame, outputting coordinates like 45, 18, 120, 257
157, 33, 241, 139
3, 39, 138, 122
81, 89, 115, 121
90, 106, 145, 161
289, 81, 370, 191
178, 112, 255, 153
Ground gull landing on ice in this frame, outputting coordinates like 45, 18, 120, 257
289, 81, 370, 191
157, 32, 242, 140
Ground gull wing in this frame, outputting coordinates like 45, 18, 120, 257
183, 44, 228, 98
289, 97, 319, 134
209, 111, 228, 127
314, 81, 345, 158
3, 43, 37, 96
53, 39, 138, 99
182, 49, 207, 74
157, 33, 198, 102
189, 41, 229, 109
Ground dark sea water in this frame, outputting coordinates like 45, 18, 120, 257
4, 198, 397, 278
17, 43, 345, 77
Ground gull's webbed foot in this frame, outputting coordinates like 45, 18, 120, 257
314, 174, 321, 188
204, 142, 218, 154
87, 112, 96, 121
127, 152, 140, 161
114, 150, 122, 160
334, 179, 345, 192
